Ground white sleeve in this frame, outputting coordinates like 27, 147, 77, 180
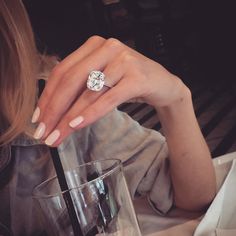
89, 109, 174, 214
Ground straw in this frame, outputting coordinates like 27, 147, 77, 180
38, 80, 83, 235
50, 147, 83, 236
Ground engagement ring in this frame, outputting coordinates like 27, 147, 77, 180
87, 70, 111, 92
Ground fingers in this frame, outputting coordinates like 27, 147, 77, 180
33, 37, 129, 143
32, 36, 105, 124
45, 50, 143, 146
43, 55, 130, 146
43, 89, 107, 146
33, 36, 105, 121
45, 82, 132, 146
60, 58, 126, 121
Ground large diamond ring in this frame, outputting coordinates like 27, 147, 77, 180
87, 70, 111, 92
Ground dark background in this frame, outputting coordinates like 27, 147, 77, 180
23, 0, 235, 88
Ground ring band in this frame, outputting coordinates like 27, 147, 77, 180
87, 70, 111, 92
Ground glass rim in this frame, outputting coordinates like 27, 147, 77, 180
32, 159, 122, 199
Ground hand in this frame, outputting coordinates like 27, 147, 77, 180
32, 36, 185, 146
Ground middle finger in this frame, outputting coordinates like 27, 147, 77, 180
34, 39, 126, 140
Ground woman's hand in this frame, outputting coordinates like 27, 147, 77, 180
32, 36, 186, 146
32, 36, 216, 211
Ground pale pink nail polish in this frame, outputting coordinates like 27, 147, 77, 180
45, 130, 60, 146
33, 122, 46, 139
31, 107, 40, 123
69, 116, 84, 128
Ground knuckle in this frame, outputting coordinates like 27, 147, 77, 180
105, 91, 119, 105
61, 71, 69, 82
60, 70, 74, 84
87, 35, 105, 44
105, 38, 123, 50
120, 50, 133, 63
44, 104, 58, 118
50, 64, 63, 78
84, 91, 99, 103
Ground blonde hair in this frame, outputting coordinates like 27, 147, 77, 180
0, 0, 56, 145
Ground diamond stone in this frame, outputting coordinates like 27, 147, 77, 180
87, 71, 105, 91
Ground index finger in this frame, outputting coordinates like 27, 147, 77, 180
32, 36, 105, 123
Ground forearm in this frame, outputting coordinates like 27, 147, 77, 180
155, 81, 216, 211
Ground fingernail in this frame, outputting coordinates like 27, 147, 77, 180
45, 129, 60, 146
31, 107, 40, 123
69, 116, 84, 128
33, 122, 46, 139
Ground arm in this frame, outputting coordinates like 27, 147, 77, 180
156, 80, 216, 211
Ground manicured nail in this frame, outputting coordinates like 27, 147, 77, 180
33, 122, 46, 139
69, 116, 84, 128
31, 107, 40, 123
45, 130, 60, 146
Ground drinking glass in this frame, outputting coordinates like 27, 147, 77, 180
33, 159, 141, 236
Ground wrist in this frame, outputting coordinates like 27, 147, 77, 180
165, 81, 192, 112
156, 82, 195, 134
155, 78, 192, 112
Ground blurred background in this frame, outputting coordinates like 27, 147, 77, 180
23, 0, 236, 157
23, 0, 235, 87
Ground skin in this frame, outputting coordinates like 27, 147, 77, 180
33, 36, 216, 211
